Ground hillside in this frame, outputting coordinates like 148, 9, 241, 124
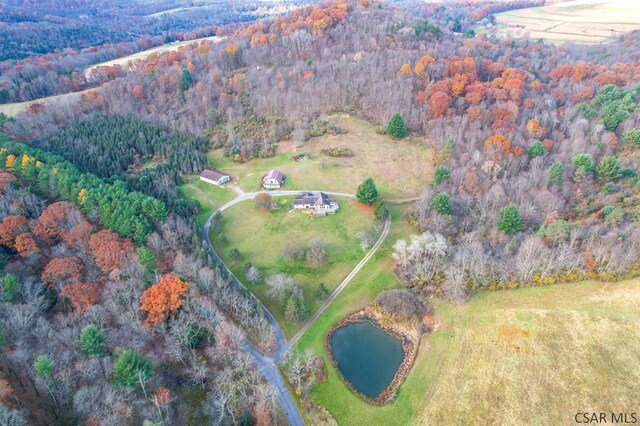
2, 0, 640, 424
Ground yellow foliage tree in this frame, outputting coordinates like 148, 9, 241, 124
225, 42, 238, 56
5, 155, 16, 171
400, 63, 411, 77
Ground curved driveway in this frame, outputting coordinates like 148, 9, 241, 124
203, 189, 390, 426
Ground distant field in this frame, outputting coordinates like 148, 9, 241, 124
83, 35, 224, 77
209, 115, 432, 199
0, 87, 99, 117
0, 35, 225, 117
487, 0, 640, 43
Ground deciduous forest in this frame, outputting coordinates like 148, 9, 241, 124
2, 0, 640, 424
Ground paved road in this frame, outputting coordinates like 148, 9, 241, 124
203, 189, 391, 426
286, 216, 390, 350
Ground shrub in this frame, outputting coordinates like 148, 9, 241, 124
283, 244, 305, 261
431, 193, 451, 215
497, 204, 524, 234
431, 165, 450, 187
320, 147, 354, 157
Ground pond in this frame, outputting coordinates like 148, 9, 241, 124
330, 321, 405, 398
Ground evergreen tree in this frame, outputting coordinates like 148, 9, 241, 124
374, 200, 389, 220
356, 177, 380, 205
180, 68, 193, 92
1, 273, 19, 302
597, 156, 622, 182
548, 162, 564, 188
113, 349, 152, 388
431, 192, 451, 215
314, 283, 330, 300
34, 355, 54, 380
527, 141, 546, 158
285, 296, 300, 322
385, 113, 407, 139
80, 325, 107, 357
497, 204, 524, 234
138, 246, 156, 275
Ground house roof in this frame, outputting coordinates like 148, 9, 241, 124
293, 192, 335, 206
200, 169, 228, 181
264, 169, 285, 183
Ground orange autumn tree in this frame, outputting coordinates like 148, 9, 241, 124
61, 283, 101, 313
0, 215, 28, 248
429, 91, 452, 118
399, 63, 411, 77
526, 119, 545, 137
483, 135, 511, 154
140, 274, 188, 324
14, 232, 39, 257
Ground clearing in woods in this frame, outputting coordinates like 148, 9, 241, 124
208, 114, 432, 199
210, 196, 377, 338
487, 0, 640, 43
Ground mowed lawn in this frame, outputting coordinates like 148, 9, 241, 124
178, 176, 235, 224
296, 253, 640, 426
212, 196, 377, 337
208, 114, 432, 199
292, 205, 419, 425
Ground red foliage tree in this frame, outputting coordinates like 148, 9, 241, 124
0, 215, 28, 248
61, 283, 101, 313
140, 274, 189, 324
34, 202, 78, 242
429, 91, 452, 118
14, 232, 39, 257
63, 221, 94, 251
42, 257, 83, 287
88, 230, 134, 273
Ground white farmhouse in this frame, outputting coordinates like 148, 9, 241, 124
262, 169, 286, 189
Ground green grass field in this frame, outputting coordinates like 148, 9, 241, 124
292, 205, 419, 424
178, 176, 236, 224
208, 114, 432, 199
295, 240, 640, 426
211, 196, 377, 337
